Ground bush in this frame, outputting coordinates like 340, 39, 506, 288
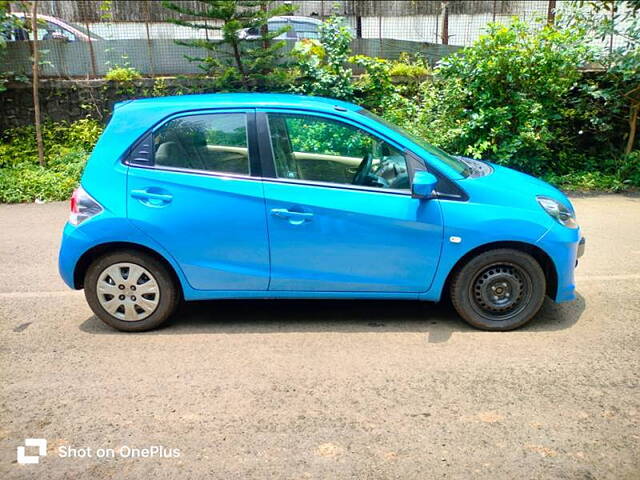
290, 16, 354, 100
388, 53, 431, 79
0, 120, 102, 203
105, 66, 142, 82
543, 171, 626, 192
411, 20, 591, 176
0, 151, 87, 203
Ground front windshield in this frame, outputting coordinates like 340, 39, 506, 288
358, 109, 469, 177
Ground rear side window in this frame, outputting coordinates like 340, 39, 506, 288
153, 113, 249, 175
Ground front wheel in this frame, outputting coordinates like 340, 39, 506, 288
84, 250, 180, 332
450, 249, 546, 331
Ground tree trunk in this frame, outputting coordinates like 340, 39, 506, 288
547, 0, 557, 25
440, 1, 449, 45
31, 1, 45, 167
260, 2, 269, 51
230, 39, 249, 89
625, 103, 638, 155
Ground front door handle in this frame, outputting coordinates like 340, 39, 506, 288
131, 189, 173, 206
270, 208, 314, 225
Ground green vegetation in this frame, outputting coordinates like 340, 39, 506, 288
284, 15, 638, 192
1, 9, 638, 202
105, 66, 142, 82
161, 0, 295, 90
0, 120, 102, 203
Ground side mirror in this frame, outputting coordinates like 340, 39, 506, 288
411, 171, 437, 199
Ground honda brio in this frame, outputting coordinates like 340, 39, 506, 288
58, 93, 585, 332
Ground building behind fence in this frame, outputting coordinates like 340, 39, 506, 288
2, 0, 631, 78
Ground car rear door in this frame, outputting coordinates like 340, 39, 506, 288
126, 109, 270, 291
257, 110, 444, 293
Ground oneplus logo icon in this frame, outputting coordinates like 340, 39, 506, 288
17, 438, 47, 464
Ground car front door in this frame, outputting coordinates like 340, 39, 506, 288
127, 110, 270, 291
258, 110, 444, 293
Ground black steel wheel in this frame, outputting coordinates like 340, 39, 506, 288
450, 249, 546, 331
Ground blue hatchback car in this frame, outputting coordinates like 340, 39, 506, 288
59, 93, 585, 332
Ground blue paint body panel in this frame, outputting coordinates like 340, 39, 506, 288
263, 180, 443, 292
58, 93, 582, 306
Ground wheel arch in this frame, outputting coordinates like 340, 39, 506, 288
443, 241, 558, 300
73, 242, 184, 298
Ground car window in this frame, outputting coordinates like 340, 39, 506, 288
358, 108, 470, 177
291, 21, 319, 39
153, 113, 249, 175
268, 21, 288, 32
7, 19, 77, 42
41, 21, 77, 41
267, 113, 410, 190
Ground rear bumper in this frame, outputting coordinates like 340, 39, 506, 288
58, 222, 88, 289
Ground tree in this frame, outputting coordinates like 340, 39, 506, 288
161, 0, 294, 90
561, 0, 640, 153
29, 1, 44, 166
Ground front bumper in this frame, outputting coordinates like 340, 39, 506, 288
537, 224, 582, 303
577, 237, 586, 259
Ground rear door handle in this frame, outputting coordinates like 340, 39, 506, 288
270, 208, 314, 224
131, 189, 173, 206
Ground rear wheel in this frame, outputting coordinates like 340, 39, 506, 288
450, 249, 546, 331
84, 250, 179, 332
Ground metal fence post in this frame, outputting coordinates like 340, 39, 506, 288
85, 20, 98, 77
144, 0, 155, 78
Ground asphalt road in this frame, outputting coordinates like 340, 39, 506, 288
1, 196, 639, 479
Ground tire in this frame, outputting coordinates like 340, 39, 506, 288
450, 248, 546, 331
84, 249, 180, 332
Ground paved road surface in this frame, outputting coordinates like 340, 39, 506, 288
1, 196, 639, 479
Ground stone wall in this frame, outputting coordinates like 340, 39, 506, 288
0, 77, 218, 131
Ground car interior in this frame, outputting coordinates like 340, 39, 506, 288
268, 115, 410, 189
153, 117, 250, 175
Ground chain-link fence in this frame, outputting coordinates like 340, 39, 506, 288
1, 0, 631, 79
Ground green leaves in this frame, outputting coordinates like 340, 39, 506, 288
162, 0, 294, 90
290, 16, 354, 100
0, 120, 103, 203
417, 19, 592, 175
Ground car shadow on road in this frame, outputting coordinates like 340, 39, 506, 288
79, 292, 585, 342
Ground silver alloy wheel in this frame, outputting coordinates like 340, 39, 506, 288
96, 262, 160, 321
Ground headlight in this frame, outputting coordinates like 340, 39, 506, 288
536, 196, 578, 228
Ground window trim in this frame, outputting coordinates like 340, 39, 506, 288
258, 109, 414, 195
405, 151, 469, 201
123, 108, 260, 178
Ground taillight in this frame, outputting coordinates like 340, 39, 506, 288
69, 186, 103, 226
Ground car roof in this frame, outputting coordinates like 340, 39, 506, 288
12, 12, 52, 19
269, 16, 323, 25
118, 93, 361, 114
